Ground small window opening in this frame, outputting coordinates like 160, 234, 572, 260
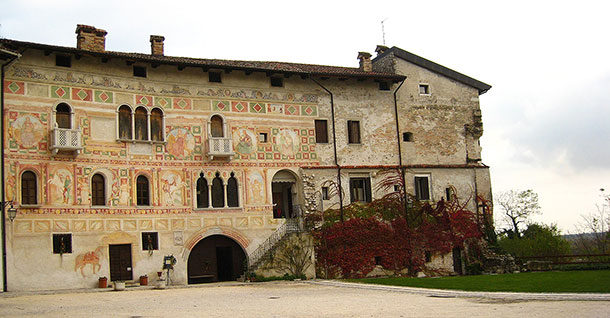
414, 176, 430, 201
56, 55, 71, 68
378, 81, 390, 91
445, 187, 453, 201
133, 66, 147, 78
402, 132, 413, 142
209, 71, 222, 83
142, 232, 159, 250
322, 187, 329, 200
347, 120, 361, 144
374, 256, 382, 265
258, 132, 268, 143
419, 84, 429, 95
53, 234, 72, 254
270, 76, 283, 87
425, 250, 432, 262
394, 185, 400, 192
315, 120, 328, 143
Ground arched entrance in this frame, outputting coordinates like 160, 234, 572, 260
272, 169, 298, 219
187, 235, 246, 284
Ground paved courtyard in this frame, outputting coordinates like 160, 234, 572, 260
0, 281, 609, 318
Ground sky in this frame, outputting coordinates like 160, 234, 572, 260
1, 0, 609, 233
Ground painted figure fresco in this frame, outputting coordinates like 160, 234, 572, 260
166, 128, 195, 158
74, 246, 103, 277
48, 167, 73, 205
246, 170, 266, 204
277, 129, 300, 157
160, 171, 185, 206
10, 114, 44, 148
233, 128, 257, 155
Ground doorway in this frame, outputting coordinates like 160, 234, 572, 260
109, 244, 132, 281
452, 247, 463, 275
271, 169, 298, 219
187, 235, 246, 284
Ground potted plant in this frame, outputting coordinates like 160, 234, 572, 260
139, 275, 148, 286
113, 280, 125, 291
98, 276, 108, 288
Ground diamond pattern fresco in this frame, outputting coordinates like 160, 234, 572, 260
51, 86, 70, 99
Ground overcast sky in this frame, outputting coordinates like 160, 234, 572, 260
2, 0, 609, 233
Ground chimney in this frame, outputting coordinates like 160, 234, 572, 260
357, 52, 372, 72
375, 45, 389, 57
150, 35, 165, 56
75, 24, 107, 52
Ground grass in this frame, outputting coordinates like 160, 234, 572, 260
346, 270, 610, 293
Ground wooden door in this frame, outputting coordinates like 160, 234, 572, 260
109, 244, 133, 281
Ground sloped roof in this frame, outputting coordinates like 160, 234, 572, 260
0, 39, 405, 81
374, 46, 491, 94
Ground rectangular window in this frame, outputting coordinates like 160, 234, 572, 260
53, 234, 72, 254
414, 176, 431, 201
378, 81, 390, 91
419, 84, 429, 95
56, 55, 71, 68
142, 232, 159, 251
347, 120, 361, 144
270, 76, 283, 87
322, 187, 329, 200
445, 187, 453, 201
350, 177, 372, 203
258, 132, 268, 143
133, 66, 147, 78
315, 120, 328, 143
402, 132, 413, 142
209, 71, 222, 83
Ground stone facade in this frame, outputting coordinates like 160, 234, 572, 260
0, 25, 491, 291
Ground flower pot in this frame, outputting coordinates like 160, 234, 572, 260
98, 277, 108, 288
114, 281, 125, 291
140, 275, 148, 286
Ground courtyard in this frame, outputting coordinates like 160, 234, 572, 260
0, 281, 608, 318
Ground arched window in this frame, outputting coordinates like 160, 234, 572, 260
150, 108, 163, 142
136, 175, 150, 206
135, 106, 148, 141
21, 171, 37, 205
91, 173, 106, 206
196, 173, 209, 208
118, 105, 132, 139
210, 115, 223, 138
56, 103, 71, 129
211, 172, 224, 208
227, 172, 239, 207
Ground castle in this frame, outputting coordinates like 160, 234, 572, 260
0, 25, 491, 291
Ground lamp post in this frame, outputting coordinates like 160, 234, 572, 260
5, 202, 17, 222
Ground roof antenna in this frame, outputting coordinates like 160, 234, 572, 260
381, 18, 388, 45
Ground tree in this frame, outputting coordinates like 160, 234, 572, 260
495, 189, 540, 238
573, 189, 610, 254
498, 223, 571, 257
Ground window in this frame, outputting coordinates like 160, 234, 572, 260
133, 66, 147, 78
21, 171, 37, 205
419, 84, 429, 95
210, 115, 224, 138
118, 105, 133, 140
402, 132, 413, 142
134, 106, 148, 141
91, 173, 106, 206
55, 103, 71, 129
211, 172, 224, 208
394, 185, 400, 192
378, 81, 390, 91
196, 173, 209, 208
270, 76, 283, 87
150, 108, 163, 141
209, 71, 222, 83
349, 177, 371, 203
53, 234, 72, 254
321, 187, 329, 200
315, 120, 328, 143
258, 132, 268, 143
142, 232, 159, 251
227, 172, 239, 207
445, 187, 454, 201
136, 175, 150, 206
414, 176, 430, 201
56, 55, 71, 68
425, 250, 432, 262
347, 120, 361, 144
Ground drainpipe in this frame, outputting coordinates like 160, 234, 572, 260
311, 79, 343, 222
392, 80, 407, 219
1, 49, 21, 292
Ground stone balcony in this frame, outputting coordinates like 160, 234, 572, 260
50, 127, 82, 155
207, 137, 234, 160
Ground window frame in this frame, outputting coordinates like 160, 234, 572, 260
315, 119, 328, 144
414, 175, 431, 201
402, 132, 413, 142
227, 172, 239, 208
196, 173, 210, 209
52, 233, 72, 254
347, 120, 361, 144
136, 175, 151, 207
55, 54, 71, 68
418, 83, 430, 95
21, 170, 38, 206
142, 232, 159, 251
116, 105, 165, 143
349, 177, 372, 203
270, 76, 284, 87
54, 102, 72, 129
133, 65, 147, 78
91, 173, 106, 206
208, 71, 222, 83
211, 172, 225, 208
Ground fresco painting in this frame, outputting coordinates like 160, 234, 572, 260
160, 171, 185, 206
246, 170, 266, 204
233, 128, 257, 155
166, 128, 195, 158
48, 166, 73, 205
10, 114, 44, 148
276, 129, 300, 157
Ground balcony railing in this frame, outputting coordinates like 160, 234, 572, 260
207, 137, 234, 160
50, 128, 82, 155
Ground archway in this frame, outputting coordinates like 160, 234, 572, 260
272, 169, 298, 219
187, 235, 246, 284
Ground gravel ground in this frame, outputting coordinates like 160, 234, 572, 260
0, 281, 609, 318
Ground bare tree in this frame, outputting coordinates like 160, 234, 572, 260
573, 189, 610, 254
495, 189, 540, 237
